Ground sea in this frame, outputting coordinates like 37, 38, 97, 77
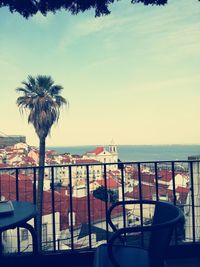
47, 145, 200, 162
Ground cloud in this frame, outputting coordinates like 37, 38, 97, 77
85, 56, 119, 70
58, 15, 135, 50
127, 74, 200, 93
58, 0, 200, 54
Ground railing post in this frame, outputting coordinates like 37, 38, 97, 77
171, 162, 177, 205
138, 163, 144, 247
86, 165, 92, 249
154, 162, 159, 201
33, 167, 37, 251
16, 168, 21, 254
120, 163, 126, 232
51, 167, 56, 252
103, 164, 109, 242
68, 165, 74, 250
189, 161, 196, 243
171, 161, 178, 245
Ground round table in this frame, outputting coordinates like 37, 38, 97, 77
0, 201, 37, 255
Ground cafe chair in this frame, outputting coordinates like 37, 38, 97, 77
93, 200, 184, 267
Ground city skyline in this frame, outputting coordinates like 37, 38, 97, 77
0, 0, 199, 147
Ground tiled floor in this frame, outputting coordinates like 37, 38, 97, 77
90, 258, 200, 267
79, 258, 200, 267
167, 258, 200, 267
1, 254, 200, 267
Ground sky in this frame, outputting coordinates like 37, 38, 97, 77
0, 0, 199, 147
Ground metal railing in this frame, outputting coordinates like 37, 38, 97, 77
0, 159, 200, 254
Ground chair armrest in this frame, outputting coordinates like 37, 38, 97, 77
108, 225, 154, 245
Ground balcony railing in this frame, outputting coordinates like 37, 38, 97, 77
0, 159, 200, 255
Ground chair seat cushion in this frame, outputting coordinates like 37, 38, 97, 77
94, 244, 152, 267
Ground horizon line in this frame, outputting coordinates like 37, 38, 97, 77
46, 143, 200, 147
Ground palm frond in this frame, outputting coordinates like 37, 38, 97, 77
27, 75, 36, 87
55, 95, 68, 107
49, 85, 64, 96
36, 75, 54, 91
16, 87, 32, 94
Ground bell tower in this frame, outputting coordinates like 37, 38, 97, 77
109, 139, 117, 155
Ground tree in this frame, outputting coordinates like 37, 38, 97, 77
93, 186, 118, 204
16, 75, 67, 251
1, 0, 199, 18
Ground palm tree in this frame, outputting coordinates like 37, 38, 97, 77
16, 75, 67, 251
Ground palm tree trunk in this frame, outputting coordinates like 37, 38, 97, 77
36, 137, 46, 252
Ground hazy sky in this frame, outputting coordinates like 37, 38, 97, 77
0, 0, 199, 147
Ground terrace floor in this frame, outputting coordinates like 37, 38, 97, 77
167, 258, 200, 267
1, 253, 200, 267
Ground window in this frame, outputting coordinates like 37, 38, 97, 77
68, 211, 76, 226
21, 229, 28, 241
3, 231, 7, 242
42, 223, 48, 243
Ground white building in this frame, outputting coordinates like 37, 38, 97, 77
14, 142, 29, 151
185, 156, 200, 242
84, 141, 118, 171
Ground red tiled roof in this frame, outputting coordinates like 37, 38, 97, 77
18, 162, 36, 167
87, 147, 104, 155
60, 157, 71, 164
75, 159, 100, 164
0, 163, 10, 168
174, 186, 190, 204
46, 159, 58, 165
125, 184, 172, 200
71, 155, 83, 158
133, 173, 155, 184
4, 147, 13, 151
46, 150, 56, 155
18, 174, 33, 181
110, 170, 121, 175
125, 184, 154, 200
8, 153, 19, 160
22, 156, 35, 163
0, 173, 33, 202
59, 194, 123, 231
158, 170, 172, 182
97, 177, 120, 189
0, 173, 122, 231
176, 186, 190, 194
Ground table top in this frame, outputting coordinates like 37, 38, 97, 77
0, 201, 37, 231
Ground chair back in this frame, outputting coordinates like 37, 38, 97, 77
149, 201, 183, 266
